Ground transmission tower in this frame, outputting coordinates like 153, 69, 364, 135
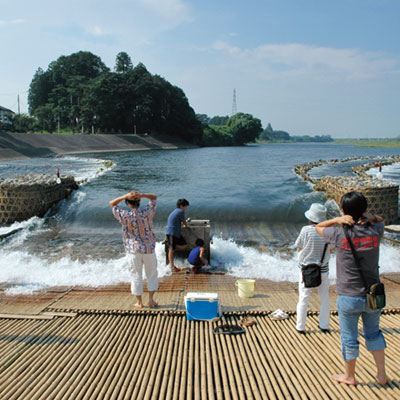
231, 88, 237, 115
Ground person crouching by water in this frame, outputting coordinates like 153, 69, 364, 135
166, 198, 189, 272
295, 203, 332, 334
316, 192, 387, 386
188, 238, 210, 274
109, 190, 158, 309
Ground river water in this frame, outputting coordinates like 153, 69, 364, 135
1, 143, 400, 294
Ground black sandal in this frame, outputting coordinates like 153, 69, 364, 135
213, 324, 245, 335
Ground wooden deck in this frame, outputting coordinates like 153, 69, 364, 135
1, 273, 400, 399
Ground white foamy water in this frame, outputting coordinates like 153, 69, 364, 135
58, 155, 115, 183
2, 235, 400, 295
366, 162, 400, 184
0, 242, 171, 295
0, 154, 114, 184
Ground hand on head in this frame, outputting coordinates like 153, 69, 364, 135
339, 215, 355, 226
127, 190, 140, 201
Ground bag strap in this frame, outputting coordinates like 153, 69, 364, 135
319, 243, 328, 266
343, 226, 369, 289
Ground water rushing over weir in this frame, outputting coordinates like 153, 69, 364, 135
1, 143, 400, 294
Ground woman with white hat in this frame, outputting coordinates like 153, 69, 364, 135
295, 203, 332, 334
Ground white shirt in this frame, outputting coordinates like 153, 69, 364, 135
295, 225, 330, 273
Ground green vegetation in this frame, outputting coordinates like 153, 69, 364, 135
334, 138, 400, 148
198, 113, 263, 146
258, 123, 333, 143
25, 51, 202, 143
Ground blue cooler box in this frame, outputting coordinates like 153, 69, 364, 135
184, 292, 221, 321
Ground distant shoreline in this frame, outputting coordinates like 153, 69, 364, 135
0, 131, 197, 161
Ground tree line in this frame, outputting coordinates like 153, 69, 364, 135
196, 113, 262, 146
259, 123, 333, 143
3, 50, 263, 146
23, 51, 203, 143
3, 50, 329, 147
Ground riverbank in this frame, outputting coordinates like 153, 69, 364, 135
0, 131, 197, 161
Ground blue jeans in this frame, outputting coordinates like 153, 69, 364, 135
337, 295, 386, 362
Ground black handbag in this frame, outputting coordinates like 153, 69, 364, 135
343, 227, 385, 310
301, 243, 328, 288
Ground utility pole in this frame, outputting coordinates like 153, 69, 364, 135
232, 88, 237, 116
17, 94, 20, 114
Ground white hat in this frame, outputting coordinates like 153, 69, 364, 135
305, 203, 327, 223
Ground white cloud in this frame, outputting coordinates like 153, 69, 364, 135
211, 41, 400, 80
86, 25, 106, 36
136, 0, 193, 26
0, 19, 25, 26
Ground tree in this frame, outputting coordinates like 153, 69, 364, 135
196, 114, 210, 123
27, 51, 203, 141
28, 68, 50, 114
227, 113, 262, 145
11, 113, 37, 132
34, 105, 56, 133
265, 123, 273, 133
209, 115, 229, 126
115, 52, 133, 73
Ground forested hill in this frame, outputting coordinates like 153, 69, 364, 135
27, 51, 203, 143
9, 51, 270, 147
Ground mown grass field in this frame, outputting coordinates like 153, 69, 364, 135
334, 138, 400, 148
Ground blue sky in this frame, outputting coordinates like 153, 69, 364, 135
1, 0, 399, 138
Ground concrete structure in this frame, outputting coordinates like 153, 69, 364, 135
0, 106, 14, 125
165, 219, 212, 263
0, 131, 197, 161
0, 174, 78, 226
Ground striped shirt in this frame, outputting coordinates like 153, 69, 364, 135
112, 201, 156, 254
295, 225, 330, 273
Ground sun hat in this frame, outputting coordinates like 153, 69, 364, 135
304, 203, 327, 223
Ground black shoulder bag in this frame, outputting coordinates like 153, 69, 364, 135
343, 227, 385, 310
301, 243, 328, 288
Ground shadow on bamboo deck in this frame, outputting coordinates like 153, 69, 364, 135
1, 273, 400, 399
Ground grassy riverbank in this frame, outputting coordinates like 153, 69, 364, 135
335, 138, 400, 148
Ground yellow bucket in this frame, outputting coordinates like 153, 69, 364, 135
235, 279, 256, 298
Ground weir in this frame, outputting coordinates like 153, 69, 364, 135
295, 156, 400, 224
0, 174, 79, 226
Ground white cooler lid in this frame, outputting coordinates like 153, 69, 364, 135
185, 292, 218, 301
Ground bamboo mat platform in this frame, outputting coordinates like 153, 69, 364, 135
1, 312, 400, 399
1, 273, 400, 315
1, 274, 400, 399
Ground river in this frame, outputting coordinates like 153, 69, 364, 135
1, 143, 400, 294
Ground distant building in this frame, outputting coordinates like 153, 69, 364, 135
0, 106, 14, 125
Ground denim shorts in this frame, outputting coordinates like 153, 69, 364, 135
337, 295, 386, 362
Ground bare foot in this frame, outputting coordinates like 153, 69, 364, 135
331, 374, 357, 386
376, 374, 387, 386
172, 266, 181, 272
133, 302, 144, 309
148, 300, 158, 308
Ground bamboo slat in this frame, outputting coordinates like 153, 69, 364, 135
1, 313, 400, 399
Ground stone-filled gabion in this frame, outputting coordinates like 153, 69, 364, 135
318, 177, 398, 225
295, 156, 400, 225
0, 174, 79, 226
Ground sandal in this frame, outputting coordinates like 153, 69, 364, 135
213, 324, 245, 335
238, 316, 257, 327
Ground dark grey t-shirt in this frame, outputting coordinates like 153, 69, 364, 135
323, 222, 384, 296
